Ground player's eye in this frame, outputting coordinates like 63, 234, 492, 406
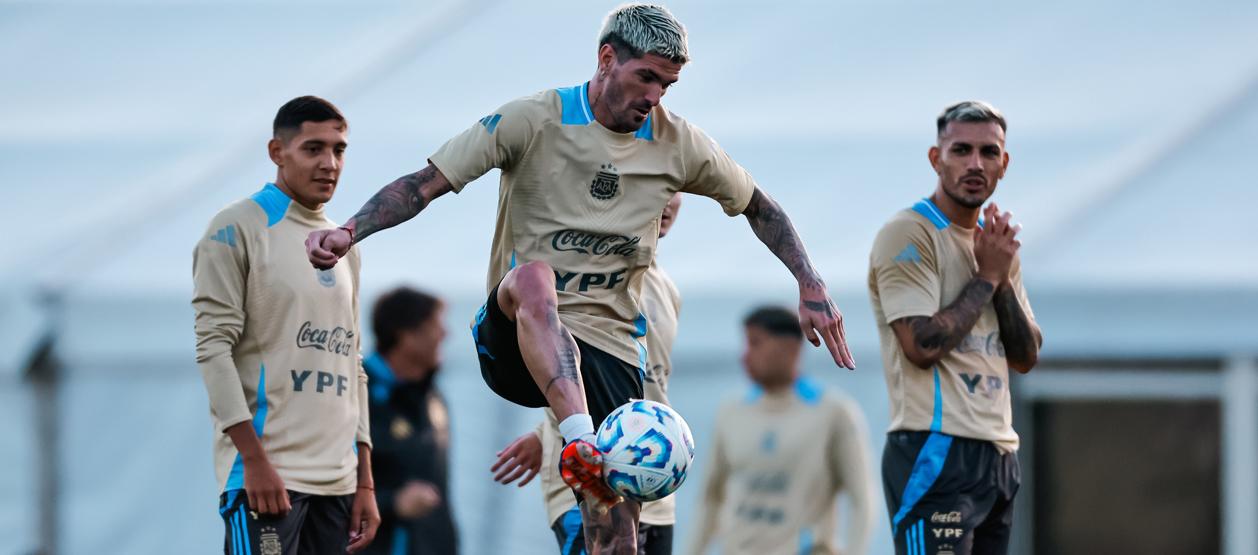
982, 146, 1000, 157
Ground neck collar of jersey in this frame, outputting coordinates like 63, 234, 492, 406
745, 375, 822, 406
252, 182, 326, 226
912, 197, 984, 231
557, 82, 654, 141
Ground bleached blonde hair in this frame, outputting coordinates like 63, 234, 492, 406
937, 100, 1007, 137
598, 3, 689, 64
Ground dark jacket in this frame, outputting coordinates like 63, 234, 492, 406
363, 353, 459, 555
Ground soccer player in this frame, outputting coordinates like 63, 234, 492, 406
193, 96, 379, 555
305, 5, 855, 551
491, 192, 685, 555
868, 101, 1042, 555
688, 306, 875, 555
363, 287, 459, 554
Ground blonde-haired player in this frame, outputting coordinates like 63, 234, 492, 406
493, 193, 684, 555
306, 4, 856, 551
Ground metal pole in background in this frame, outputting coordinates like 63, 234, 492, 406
28, 340, 59, 555
1222, 355, 1257, 555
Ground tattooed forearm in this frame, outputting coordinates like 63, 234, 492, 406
893, 277, 995, 368
346, 165, 450, 243
743, 187, 822, 288
993, 285, 1040, 372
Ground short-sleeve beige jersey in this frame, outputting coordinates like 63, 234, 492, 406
867, 198, 1037, 453
429, 83, 754, 368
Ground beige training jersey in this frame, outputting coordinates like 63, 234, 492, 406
688, 379, 876, 555
867, 198, 1037, 453
538, 262, 682, 526
193, 183, 371, 495
430, 82, 754, 368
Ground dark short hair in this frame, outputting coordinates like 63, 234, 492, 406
936, 100, 1006, 137
743, 306, 803, 340
372, 287, 442, 355
273, 95, 346, 140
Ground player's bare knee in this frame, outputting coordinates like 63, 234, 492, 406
504, 261, 559, 321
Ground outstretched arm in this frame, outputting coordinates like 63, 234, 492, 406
347, 164, 453, 242
307, 164, 453, 269
742, 187, 855, 368
993, 283, 1041, 373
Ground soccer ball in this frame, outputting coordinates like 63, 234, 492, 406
595, 399, 695, 502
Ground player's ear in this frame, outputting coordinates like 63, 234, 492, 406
928, 145, 942, 175
1000, 151, 1010, 178
267, 137, 284, 166
597, 43, 617, 74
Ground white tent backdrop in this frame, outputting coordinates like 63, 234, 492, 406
2, 1, 1256, 553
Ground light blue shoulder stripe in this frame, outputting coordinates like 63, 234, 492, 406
745, 384, 764, 403
912, 197, 985, 229
558, 83, 594, 125
794, 376, 823, 406
250, 183, 291, 228
911, 198, 949, 230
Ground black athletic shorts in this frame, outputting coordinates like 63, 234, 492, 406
472, 284, 644, 428
219, 489, 354, 555
551, 506, 673, 555
882, 431, 1021, 555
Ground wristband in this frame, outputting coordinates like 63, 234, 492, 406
337, 225, 355, 245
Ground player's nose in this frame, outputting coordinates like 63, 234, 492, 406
644, 85, 663, 106
321, 152, 340, 171
965, 153, 983, 171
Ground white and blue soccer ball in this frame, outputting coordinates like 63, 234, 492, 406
595, 399, 696, 502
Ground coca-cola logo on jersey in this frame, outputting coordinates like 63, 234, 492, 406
550, 229, 640, 257
296, 321, 355, 357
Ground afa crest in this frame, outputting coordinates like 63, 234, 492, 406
590, 163, 620, 200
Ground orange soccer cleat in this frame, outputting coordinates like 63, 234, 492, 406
559, 438, 622, 513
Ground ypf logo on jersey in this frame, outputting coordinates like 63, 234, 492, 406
590, 163, 620, 200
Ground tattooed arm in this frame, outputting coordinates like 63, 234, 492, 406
307, 165, 453, 269
890, 277, 996, 370
993, 283, 1041, 373
345, 164, 453, 242
742, 187, 856, 368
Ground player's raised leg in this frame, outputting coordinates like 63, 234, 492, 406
497, 261, 587, 423
496, 261, 622, 511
